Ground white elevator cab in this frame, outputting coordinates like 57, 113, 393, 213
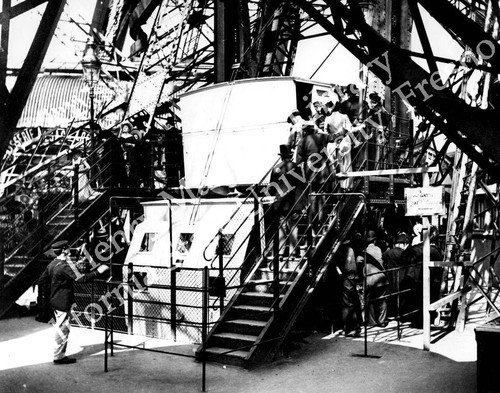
123, 197, 255, 342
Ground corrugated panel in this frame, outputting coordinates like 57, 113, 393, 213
17, 75, 122, 128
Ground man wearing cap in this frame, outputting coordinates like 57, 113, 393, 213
38, 240, 109, 364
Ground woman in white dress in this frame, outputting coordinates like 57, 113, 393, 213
72, 150, 93, 204
324, 101, 354, 191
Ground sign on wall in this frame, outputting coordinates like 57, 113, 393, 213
405, 186, 445, 216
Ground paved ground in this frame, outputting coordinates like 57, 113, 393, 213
0, 313, 481, 393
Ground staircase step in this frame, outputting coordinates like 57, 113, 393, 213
230, 305, 272, 321
257, 268, 297, 282
239, 292, 283, 307
203, 346, 249, 359
246, 279, 291, 293
201, 347, 249, 367
211, 332, 258, 349
222, 319, 267, 336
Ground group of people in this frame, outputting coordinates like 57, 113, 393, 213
331, 225, 443, 337
268, 85, 391, 259
285, 84, 391, 190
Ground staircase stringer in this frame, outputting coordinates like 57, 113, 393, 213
266, 198, 364, 363
0, 192, 111, 318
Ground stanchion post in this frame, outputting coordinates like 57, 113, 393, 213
396, 269, 401, 340
422, 172, 431, 351
171, 267, 177, 341
73, 163, 79, 223
423, 215, 431, 350
104, 286, 108, 372
127, 262, 134, 334
202, 266, 208, 392
273, 216, 280, 318
91, 281, 95, 329
363, 247, 369, 356
352, 195, 380, 358
218, 231, 225, 312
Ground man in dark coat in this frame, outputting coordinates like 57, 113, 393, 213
295, 121, 331, 234
337, 240, 362, 336
365, 92, 391, 169
269, 145, 306, 257
383, 233, 409, 317
38, 240, 109, 364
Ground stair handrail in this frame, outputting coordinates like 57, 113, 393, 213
201, 157, 280, 262
2, 137, 114, 262
204, 145, 349, 310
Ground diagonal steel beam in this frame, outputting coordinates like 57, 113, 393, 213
0, 0, 48, 20
418, 0, 500, 70
0, 0, 66, 165
293, 0, 500, 180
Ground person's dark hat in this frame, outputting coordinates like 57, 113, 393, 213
279, 144, 292, 158
287, 110, 301, 124
346, 83, 359, 95
302, 121, 315, 133
52, 240, 69, 251
369, 92, 381, 104
394, 233, 408, 244
366, 230, 377, 242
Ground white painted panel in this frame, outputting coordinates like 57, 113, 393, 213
180, 78, 298, 188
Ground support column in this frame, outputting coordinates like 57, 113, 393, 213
422, 173, 431, 350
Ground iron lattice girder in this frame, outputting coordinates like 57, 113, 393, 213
0, 0, 66, 166
293, 0, 500, 180
418, 0, 500, 63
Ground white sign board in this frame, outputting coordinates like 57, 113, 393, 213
405, 186, 445, 216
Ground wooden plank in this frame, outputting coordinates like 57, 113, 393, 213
428, 260, 475, 267
429, 290, 468, 311
338, 166, 439, 178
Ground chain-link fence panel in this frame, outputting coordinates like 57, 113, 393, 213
72, 266, 231, 344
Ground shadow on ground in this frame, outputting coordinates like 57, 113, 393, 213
0, 316, 476, 393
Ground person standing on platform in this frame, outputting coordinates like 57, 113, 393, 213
358, 230, 389, 327
38, 240, 109, 365
324, 101, 353, 191
71, 150, 93, 204
312, 101, 328, 132
366, 92, 390, 170
401, 226, 443, 327
269, 145, 306, 258
295, 121, 331, 235
339, 84, 368, 171
383, 233, 409, 317
336, 239, 362, 336
286, 109, 305, 162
